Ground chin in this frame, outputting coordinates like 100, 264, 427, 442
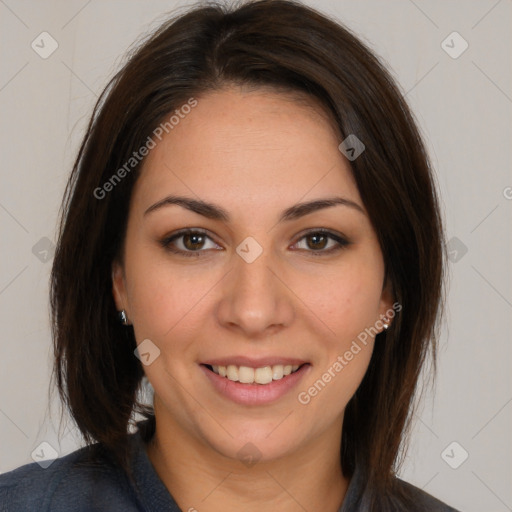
201, 421, 306, 465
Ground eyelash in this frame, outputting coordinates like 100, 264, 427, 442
159, 228, 350, 258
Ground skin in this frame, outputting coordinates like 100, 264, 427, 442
112, 86, 393, 512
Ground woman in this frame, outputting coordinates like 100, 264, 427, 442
0, 1, 458, 510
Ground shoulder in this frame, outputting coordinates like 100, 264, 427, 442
391, 477, 460, 512
0, 445, 136, 512
344, 468, 460, 511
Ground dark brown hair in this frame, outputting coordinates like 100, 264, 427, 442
51, 0, 444, 506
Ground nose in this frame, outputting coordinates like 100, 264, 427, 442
214, 243, 295, 339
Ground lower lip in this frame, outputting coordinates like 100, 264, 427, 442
200, 364, 311, 406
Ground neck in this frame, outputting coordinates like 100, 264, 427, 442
145, 409, 349, 512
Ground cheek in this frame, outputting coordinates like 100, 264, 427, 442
300, 257, 384, 410
301, 262, 384, 342
123, 243, 209, 340
297, 272, 380, 416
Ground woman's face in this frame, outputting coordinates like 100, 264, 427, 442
113, 86, 392, 463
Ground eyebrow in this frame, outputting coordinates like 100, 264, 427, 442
143, 194, 365, 222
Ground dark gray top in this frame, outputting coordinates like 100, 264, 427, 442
0, 422, 459, 511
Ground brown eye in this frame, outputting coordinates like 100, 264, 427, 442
305, 233, 328, 250
160, 229, 223, 257
292, 230, 350, 255
182, 233, 206, 250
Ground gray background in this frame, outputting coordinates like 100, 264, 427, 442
0, 1, 511, 511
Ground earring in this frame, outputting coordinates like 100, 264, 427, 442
118, 310, 129, 325
382, 318, 389, 330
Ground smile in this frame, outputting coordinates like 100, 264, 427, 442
206, 364, 302, 385
200, 360, 311, 406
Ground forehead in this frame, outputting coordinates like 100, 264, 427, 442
132, 87, 359, 215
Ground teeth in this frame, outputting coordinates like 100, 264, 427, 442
238, 366, 254, 384
255, 366, 273, 384
210, 363, 302, 384
227, 365, 238, 381
272, 365, 283, 380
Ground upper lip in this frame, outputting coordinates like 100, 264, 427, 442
201, 356, 309, 368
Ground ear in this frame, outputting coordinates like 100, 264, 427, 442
378, 278, 395, 328
112, 259, 128, 312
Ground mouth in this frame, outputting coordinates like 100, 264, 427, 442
202, 363, 306, 385
199, 359, 311, 406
